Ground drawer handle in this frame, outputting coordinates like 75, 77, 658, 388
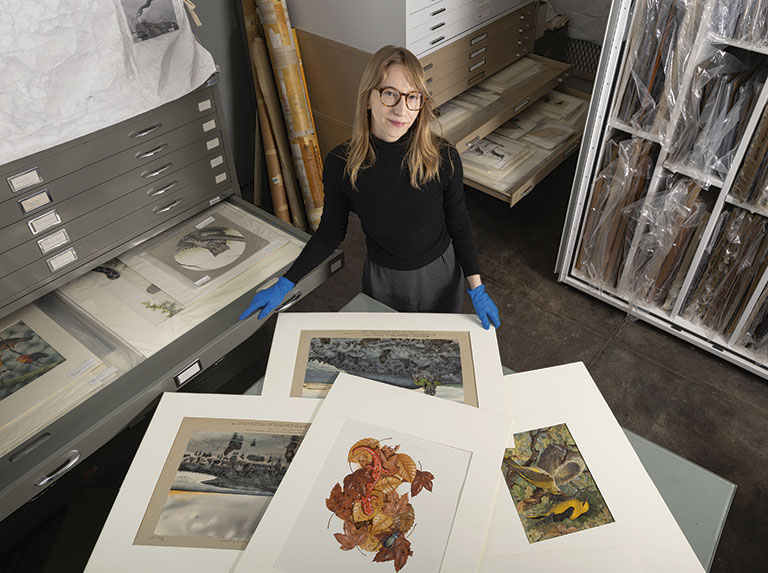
423, 63, 434, 72
470, 46, 487, 59
520, 184, 535, 199
429, 35, 445, 46
35, 450, 80, 487
147, 180, 178, 197
466, 136, 481, 148
136, 143, 168, 159
142, 163, 173, 179
129, 123, 162, 138
426, 77, 433, 84
153, 198, 183, 214
429, 21, 445, 31
513, 98, 530, 113
430, 7, 446, 16
469, 58, 486, 72
468, 71, 484, 85
470, 32, 488, 45
274, 291, 302, 313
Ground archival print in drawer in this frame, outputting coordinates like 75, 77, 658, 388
85, 394, 320, 573
235, 374, 514, 573
0, 304, 112, 457
120, 202, 289, 305
263, 313, 506, 410
134, 417, 309, 549
57, 204, 303, 357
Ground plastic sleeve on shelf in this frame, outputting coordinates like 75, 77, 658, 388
730, 106, 768, 205
576, 138, 656, 291
682, 207, 768, 335
619, 175, 707, 308
668, 48, 767, 180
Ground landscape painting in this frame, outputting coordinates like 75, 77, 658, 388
501, 423, 614, 543
0, 320, 66, 401
290, 330, 477, 405
135, 417, 309, 549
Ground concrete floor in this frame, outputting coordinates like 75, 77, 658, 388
292, 153, 768, 572
2, 156, 765, 572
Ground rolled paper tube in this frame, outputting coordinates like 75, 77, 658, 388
257, 0, 325, 230
251, 36, 309, 231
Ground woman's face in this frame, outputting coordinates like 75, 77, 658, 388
368, 63, 421, 142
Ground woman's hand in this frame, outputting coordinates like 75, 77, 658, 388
239, 277, 295, 320
467, 284, 500, 330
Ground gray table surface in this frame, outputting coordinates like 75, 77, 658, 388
248, 293, 736, 570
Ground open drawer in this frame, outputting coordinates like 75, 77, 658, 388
0, 196, 343, 521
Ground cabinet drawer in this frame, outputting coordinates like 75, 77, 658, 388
0, 132, 225, 256
408, 0, 446, 14
408, 1, 511, 55
408, 0, 470, 29
1, 87, 217, 201
0, 128, 224, 232
419, 1, 534, 71
0, 153, 230, 278
0, 183, 227, 304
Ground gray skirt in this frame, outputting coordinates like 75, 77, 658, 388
362, 243, 464, 313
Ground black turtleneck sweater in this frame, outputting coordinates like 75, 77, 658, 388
283, 134, 480, 284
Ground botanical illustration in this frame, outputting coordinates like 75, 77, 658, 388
90, 259, 184, 325
501, 423, 614, 543
0, 320, 66, 401
135, 418, 309, 549
325, 438, 435, 571
292, 330, 476, 405
120, 0, 179, 43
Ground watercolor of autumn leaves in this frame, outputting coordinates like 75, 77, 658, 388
325, 438, 435, 571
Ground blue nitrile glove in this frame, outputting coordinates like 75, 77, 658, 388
467, 284, 500, 330
239, 277, 295, 320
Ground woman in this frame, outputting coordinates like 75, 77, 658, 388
240, 45, 500, 329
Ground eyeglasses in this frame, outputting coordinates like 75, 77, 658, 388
373, 87, 425, 111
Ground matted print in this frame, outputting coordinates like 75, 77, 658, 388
235, 374, 512, 573
0, 320, 65, 401
290, 329, 477, 405
89, 259, 184, 326
135, 417, 309, 549
121, 202, 289, 305
501, 423, 614, 544
85, 395, 320, 573
120, 0, 180, 43
482, 364, 703, 572
263, 313, 507, 413
0, 304, 108, 458
275, 420, 467, 572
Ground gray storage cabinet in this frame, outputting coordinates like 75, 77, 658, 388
0, 79, 342, 521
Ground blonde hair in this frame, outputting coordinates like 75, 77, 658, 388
345, 45, 442, 189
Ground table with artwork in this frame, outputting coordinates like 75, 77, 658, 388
85, 294, 734, 572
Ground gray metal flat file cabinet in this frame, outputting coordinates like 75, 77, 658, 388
0, 79, 342, 521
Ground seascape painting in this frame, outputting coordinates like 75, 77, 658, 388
290, 330, 477, 405
135, 418, 309, 549
120, 0, 179, 43
0, 320, 66, 401
501, 423, 614, 544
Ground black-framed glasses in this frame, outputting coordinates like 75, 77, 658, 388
374, 87, 425, 110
